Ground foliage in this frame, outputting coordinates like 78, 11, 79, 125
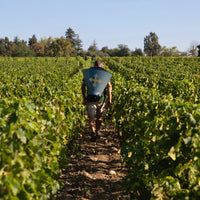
0, 57, 89, 199
65, 27, 83, 55
104, 56, 200, 199
188, 41, 198, 57
30, 43, 44, 56
131, 48, 143, 56
0, 37, 35, 57
160, 46, 180, 57
2, 56, 200, 199
144, 32, 161, 56
117, 44, 130, 57
0, 29, 191, 57
87, 40, 99, 57
28, 35, 38, 47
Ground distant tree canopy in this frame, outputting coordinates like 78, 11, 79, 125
87, 40, 99, 57
144, 32, 161, 56
0, 36, 35, 57
160, 46, 179, 57
65, 27, 83, 56
117, 44, 130, 56
86, 43, 131, 57
188, 41, 198, 57
28, 34, 37, 47
39, 36, 73, 57
131, 48, 143, 56
0, 29, 194, 57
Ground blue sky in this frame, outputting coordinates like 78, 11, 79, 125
1, 0, 199, 52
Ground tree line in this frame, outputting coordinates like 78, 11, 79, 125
0, 28, 199, 57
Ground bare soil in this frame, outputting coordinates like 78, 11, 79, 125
53, 123, 130, 200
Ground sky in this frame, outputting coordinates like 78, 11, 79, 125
1, 0, 200, 52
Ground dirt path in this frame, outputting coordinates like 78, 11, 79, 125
53, 123, 130, 200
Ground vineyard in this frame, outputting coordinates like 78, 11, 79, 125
1, 56, 200, 199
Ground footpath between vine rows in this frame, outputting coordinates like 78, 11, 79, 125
53, 123, 130, 200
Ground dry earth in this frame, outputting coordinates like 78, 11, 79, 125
53, 123, 130, 200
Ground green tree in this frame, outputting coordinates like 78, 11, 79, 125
0, 37, 18, 56
188, 41, 198, 57
87, 40, 99, 57
31, 43, 44, 56
117, 44, 130, 57
39, 37, 54, 56
108, 48, 120, 57
160, 46, 170, 57
101, 46, 109, 54
131, 48, 143, 56
13, 37, 35, 57
169, 46, 180, 57
28, 34, 37, 47
144, 32, 161, 56
8, 42, 16, 56
65, 27, 82, 55
100, 46, 110, 57
160, 46, 181, 57
75, 35, 83, 53
48, 37, 73, 57
29, 35, 45, 56
179, 51, 187, 57
0, 37, 8, 56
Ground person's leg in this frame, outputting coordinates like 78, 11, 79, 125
89, 118, 95, 133
86, 103, 96, 139
95, 103, 105, 136
96, 117, 102, 135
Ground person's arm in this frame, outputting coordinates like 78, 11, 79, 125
81, 81, 87, 104
107, 81, 112, 106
